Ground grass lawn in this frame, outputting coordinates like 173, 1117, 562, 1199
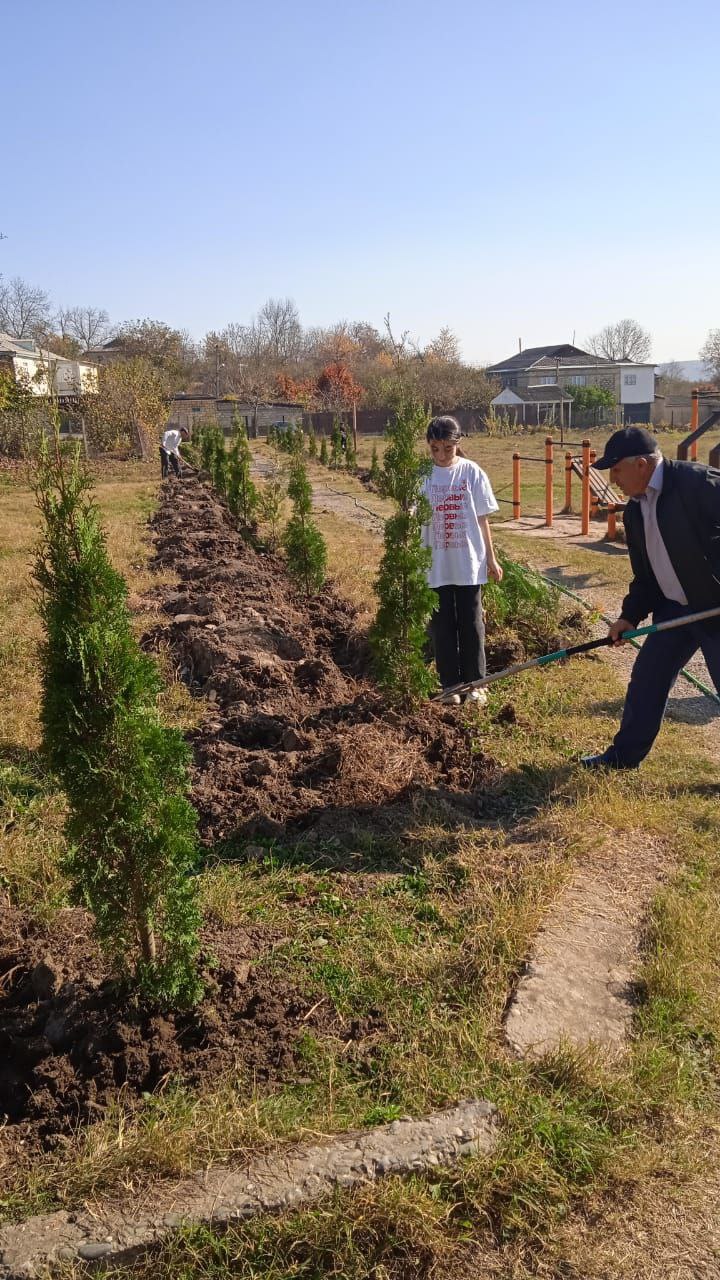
1, 442, 719, 1278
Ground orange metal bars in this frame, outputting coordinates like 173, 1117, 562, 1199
563, 452, 573, 513
581, 439, 591, 535
589, 448, 599, 521
607, 504, 617, 541
544, 436, 554, 527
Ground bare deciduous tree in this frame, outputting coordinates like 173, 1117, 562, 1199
0, 276, 53, 339
57, 305, 112, 352
587, 318, 652, 363
700, 330, 720, 384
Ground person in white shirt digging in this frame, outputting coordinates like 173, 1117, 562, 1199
421, 416, 503, 706
160, 425, 189, 479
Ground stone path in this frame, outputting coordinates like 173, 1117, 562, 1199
0, 1102, 498, 1279
504, 838, 670, 1057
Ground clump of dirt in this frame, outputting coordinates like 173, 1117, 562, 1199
146, 477, 502, 845
0, 904, 369, 1154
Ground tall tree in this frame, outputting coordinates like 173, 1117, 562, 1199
700, 330, 720, 384
587, 319, 652, 363
57, 305, 112, 353
0, 275, 53, 339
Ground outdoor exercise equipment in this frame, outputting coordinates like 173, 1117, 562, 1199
676, 388, 720, 466
511, 437, 622, 538
435, 605, 720, 699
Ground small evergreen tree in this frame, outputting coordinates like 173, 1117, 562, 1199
282, 455, 327, 594
330, 417, 343, 468
369, 399, 436, 705
308, 424, 317, 459
34, 439, 202, 1005
199, 422, 216, 473
345, 439, 357, 470
267, 423, 277, 448
319, 435, 329, 466
227, 414, 258, 528
369, 442, 382, 485
212, 427, 228, 496
257, 468, 285, 548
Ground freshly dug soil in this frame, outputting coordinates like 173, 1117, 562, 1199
0, 904, 374, 1153
147, 476, 502, 846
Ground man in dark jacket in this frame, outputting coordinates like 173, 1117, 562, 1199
581, 426, 720, 769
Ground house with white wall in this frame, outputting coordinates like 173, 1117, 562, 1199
0, 332, 98, 399
486, 343, 655, 423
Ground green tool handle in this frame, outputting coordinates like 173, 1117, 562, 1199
438, 605, 720, 698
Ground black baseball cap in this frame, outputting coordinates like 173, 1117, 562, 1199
594, 426, 658, 470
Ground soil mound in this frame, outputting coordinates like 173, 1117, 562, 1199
147, 476, 501, 845
0, 905, 366, 1153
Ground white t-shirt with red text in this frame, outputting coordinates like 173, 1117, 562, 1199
421, 458, 499, 588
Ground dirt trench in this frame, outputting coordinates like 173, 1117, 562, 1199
147, 475, 501, 848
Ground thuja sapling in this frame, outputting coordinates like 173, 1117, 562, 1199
330, 417, 343, 468
369, 398, 436, 705
227, 413, 258, 528
282, 454, 327, 594
369, 443, 382, 485
319, 435, 329, 466
34, 439, 202, 1006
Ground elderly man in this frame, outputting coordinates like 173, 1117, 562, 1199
582, 426, 720, 769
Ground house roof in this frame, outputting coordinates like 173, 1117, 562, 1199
487, 344, 613, 373
492, 384, 572, 405
0, 332, 95, 367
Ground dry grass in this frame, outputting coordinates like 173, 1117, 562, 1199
3, 446, 720, 1280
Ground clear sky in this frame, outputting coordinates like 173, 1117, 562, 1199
2, 0, 718, 364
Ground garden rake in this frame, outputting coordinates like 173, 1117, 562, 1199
433, 605, 720, 701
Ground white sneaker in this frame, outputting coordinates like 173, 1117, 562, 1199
465, 687, 488, 706
438, 690, 462, 705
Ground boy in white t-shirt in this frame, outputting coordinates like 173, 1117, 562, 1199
421, 416, 502, 705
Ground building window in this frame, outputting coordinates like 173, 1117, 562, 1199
567, 375, 586, 386
537, 376, 555, 385
624, 374, 637, 386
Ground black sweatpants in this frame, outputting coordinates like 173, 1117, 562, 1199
160, 447, 181, 478
430, 584, 486, 689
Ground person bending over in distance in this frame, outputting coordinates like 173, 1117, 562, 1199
581, 426, 720, 770
421, 415, 503, 706
160, 425, 189, 479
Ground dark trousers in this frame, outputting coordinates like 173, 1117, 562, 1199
160, 447, 181, 478
610, 601, 720, 766
430, 585, 486, 689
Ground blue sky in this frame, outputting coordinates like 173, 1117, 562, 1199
2, 0, 718, 363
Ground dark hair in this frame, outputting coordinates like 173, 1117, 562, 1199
427, 415, 465, 456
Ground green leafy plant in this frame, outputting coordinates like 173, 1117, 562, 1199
369, 398, 436, 704
319, 435, 329, 466
256, 466, 286, 549
33, 437, 202, 1005
282, 454, 327, 594
308, 425, 317, 459
211, 427, 228, 495
345, 439, 357, 470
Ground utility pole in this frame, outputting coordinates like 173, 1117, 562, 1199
214, 342, 221, 400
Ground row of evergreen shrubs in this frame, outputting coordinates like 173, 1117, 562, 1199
33, 400, 573, 1013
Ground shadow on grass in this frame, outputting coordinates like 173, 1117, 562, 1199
202, 762, 579, 875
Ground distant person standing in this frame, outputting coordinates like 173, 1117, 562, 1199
160, 425, 189, 479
